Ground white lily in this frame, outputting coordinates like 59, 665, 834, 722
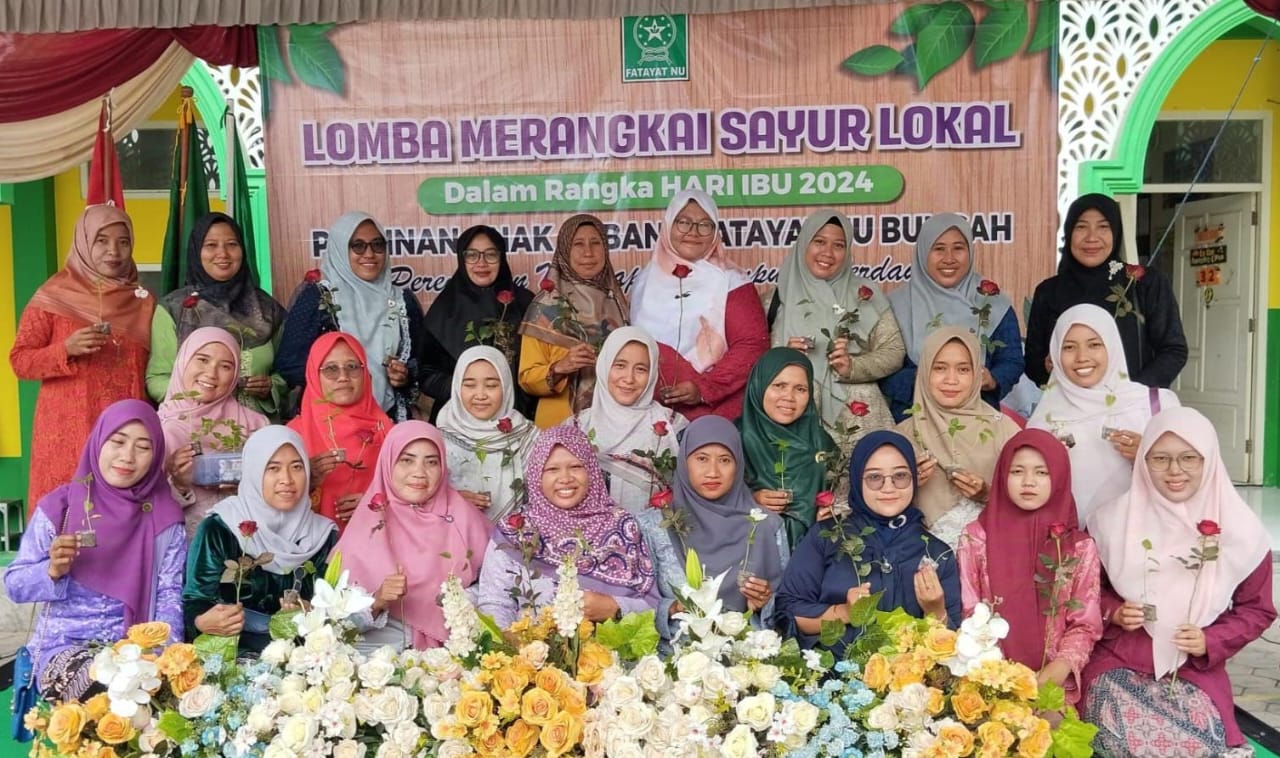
309, 571, 375, 622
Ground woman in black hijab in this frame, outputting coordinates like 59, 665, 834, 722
418, 225, 535, 420
1024, 194, 1187, 388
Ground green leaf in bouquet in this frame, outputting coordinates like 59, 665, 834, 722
1033, 678, 1066, 712
476, 609, 505, 643
1048, 707, 1099, 758
819, 619, 846, 649
325, 551, 344, 586
269, 609, 301, 641
157, 710, 193, 743
848, 592, 882, 627
685, 548, 703, 590
596, 611, 660, 660
194, 632, 240, 663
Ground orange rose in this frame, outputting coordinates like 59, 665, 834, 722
977, 721, 1016, 754
169, 663, 204, 696
84, 693, 111, 722
506, 719, 541, 758
923, 626, 958, 660
1009, 666, 1039, 701
937, 722, 975, 756
951, 685, 990, 724
926, 687, 946, 716
574, 641, 613, 685
156, 644, 198, 678
863, 653, 891, 691
46, 703, 88, 753
535, 668, 566, 696
492, 665, 530, 695
890, 656, 925, 690
557, 685, 587, 716
1016, 720, 1053, 758
538, 710, 583, 758
126, 622, 171, 649
455, 690, 494, 729
521, 688, 559, 726
473, 726, 506, 755
94, 713, 135, 746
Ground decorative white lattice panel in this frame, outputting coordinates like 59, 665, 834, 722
199, 62, 265, 169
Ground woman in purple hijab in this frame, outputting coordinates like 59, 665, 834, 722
475, 424, 658, 628
4, 399, 185, 701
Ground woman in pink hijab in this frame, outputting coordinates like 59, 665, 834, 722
335, 421, 491, 652
1083, 407, 1274, 757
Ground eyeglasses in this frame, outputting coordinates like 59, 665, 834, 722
463, 249, 501, 265
319, 361, 365, 380
673, 217, 716, 237
1145, 452, 1204, 473
863, 471, 914, 491
349, 238, 388, 256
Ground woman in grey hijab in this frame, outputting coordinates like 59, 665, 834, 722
277, 211, 424, 421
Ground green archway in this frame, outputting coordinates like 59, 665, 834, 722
1077, 0, 1265, 195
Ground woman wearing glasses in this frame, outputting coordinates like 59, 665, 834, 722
419, 225, 535, 421
776, 430, 960, 655
1084, 408, 1274, 758
286, 332, 392, 528
278, 211, 424, 421
630, 190, 769, 420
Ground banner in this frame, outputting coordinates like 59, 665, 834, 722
263, 3, 1058, 314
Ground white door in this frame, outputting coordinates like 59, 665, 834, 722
1169, 193, 1257, 481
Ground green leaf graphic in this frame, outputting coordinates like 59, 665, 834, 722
890, 4, 939, 36
288, 24, 346, 95
842, 45, 905, 75
896, 43, 919, 75
1028, 0, 1060, 53
257, 26, 291, 83
974, 1, 1028, 68
914, 1, 975, 89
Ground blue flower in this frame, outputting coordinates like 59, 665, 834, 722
204, 655, 224, 675
180, 740, 198, 756
835, 660, 858, 675
771, 682, 794, 699
883, 731, 900, 750
864, 731, 884, 750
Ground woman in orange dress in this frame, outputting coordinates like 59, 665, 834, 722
9, 205, 155, 514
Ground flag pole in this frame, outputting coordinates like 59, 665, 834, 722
224, 99, 237, 218
101, 91, 115, 206
178, 86, 194, 220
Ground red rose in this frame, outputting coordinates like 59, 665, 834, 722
815, 490, 835, 508
497, 417, 514, 433
506, 512, 525, 531
857, 285, 874, 301
496, 290, 515, 305
648, 489, 674, 509
672, 264, 693, 279
1048, 522, 1069, 539
1125, 263, 1146, 281
977, 279, 1001, 297
847, 400, 870, 417
653, 421, 669, 437
1196, 519, 1221, 536
304, 269, 322, 283
238, 520, 258, 537
368, 493, 388, 513
354, 429, 375, 444
539, 278, 556, 293
182, 292, 200, 308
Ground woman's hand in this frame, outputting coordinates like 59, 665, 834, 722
64, 326, 109, 357
1173, 624, 1207, 657
1038, 658, 1072, 687
240, 375, 273, 398
660, 380, 702, 406
551, 344, 597, 378
914, 565, 947, 621
372, 567, 407, 614
948, 468, 988, 500
740, 577, 772, 612
309, 451, 342, 487
1106, 430, 1141, 461
385, 358, 410, 388
195, 603, 244, 636
752, 489, 791, 514
667, 599, 685, 618
786, 337, 811, 352
581, 590, 620, 623
828, 337, 852, 380
47, 534, 80, 579
980, 368, 997, 392
335, 494, 361, 523
168, 445, 196, 492
458, 490, 492, 510
916, 454, 938, 486
1111, 600, 1146, 631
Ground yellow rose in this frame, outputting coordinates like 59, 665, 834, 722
923, 626, 958, 660
863, 653, 891, 691
480, 652, 510, 671
521, 687, 559, 726
574, 641, 613, 685
84, 693, 111, 722
22, 707, 48, 734
126, 622, 171, 649
76, 740, 117, 758
890, 656, 924, 690
430, 716, 467, 741
473, 727, 506, 756
557, 685, 587, 716
951, 685, 990, 724
492, 665, 530, 695
169, 663, 204, 696
156, 643, 198, 678
535, 668, 566, 696
94, 713, 135, 746
977, 721, 1016, 754
455, 690, 494, 728
977, 744, 1006, 758
926, 687, 946, 716
990, 700, 1035, 732
1009, 666, 1040, 701
538, 710, 583, 758
472, 713, 500, 741
938, 723, 975, 757
46, 703, 88, 753
1017, 721, 1053, 758
506, 719, 541, 758
577, 619, 594, 638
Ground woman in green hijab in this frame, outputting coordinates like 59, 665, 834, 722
737, 347, 836, 547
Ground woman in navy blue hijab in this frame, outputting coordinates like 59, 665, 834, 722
776, 430, 961, 653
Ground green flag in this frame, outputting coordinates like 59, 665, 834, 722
160, 93, 210, 296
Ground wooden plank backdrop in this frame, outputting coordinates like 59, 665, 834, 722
264, 3, 1057, 319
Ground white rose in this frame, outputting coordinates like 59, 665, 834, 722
401, 667, 427, 692
435, 738, 472, 758
435, 658, 464, 682
352, 693, 378, 724
278, 714, 318, 752
422, 694, 453, 724
717, 611, 748, 637
518, 640, 550, 669
262, 743, 293, 758
787, 701, 820, 734
675, 651, 711, 683
438, 680, 463, 701
581, 717, 607, 758
632, 655, 669, 694
247, 702, 277, 734
727, 665, 754, 690
686, 703, 714, 728
604, 733, 644, 758
327, 654, 356, 684
280, 674, 307, 695
701, 664, 734, 698
893, 682, 931, 715
614, 702, 656, 739
735, 693, 776, 731
333, 740, 367, 758
137, 726, 165, 753
606, 675, 644, 707
866, 703, 899, 731
370, 645, 397, 663
391, 721, 423, 752
177, 684, 219, 719
375, 742, 407, 758
328, 679, 357, 702
278, 692, 305, 716
261, 639, 295, 666
369, 687, 417, 724
721, 724, 758, 758
359, 658, 397, 690
743, 629, 782, 659
673, 681, 702, 707
752, 663, 781, 691
304, 625, 338, 654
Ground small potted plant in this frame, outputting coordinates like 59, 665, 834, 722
191, 418, 250, 486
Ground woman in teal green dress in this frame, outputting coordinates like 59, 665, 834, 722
182, 425, 337, 653
149, 212, 288, 420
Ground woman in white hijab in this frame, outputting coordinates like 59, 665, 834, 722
1028, 304, 1179, 520
436, 346, 539, 521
